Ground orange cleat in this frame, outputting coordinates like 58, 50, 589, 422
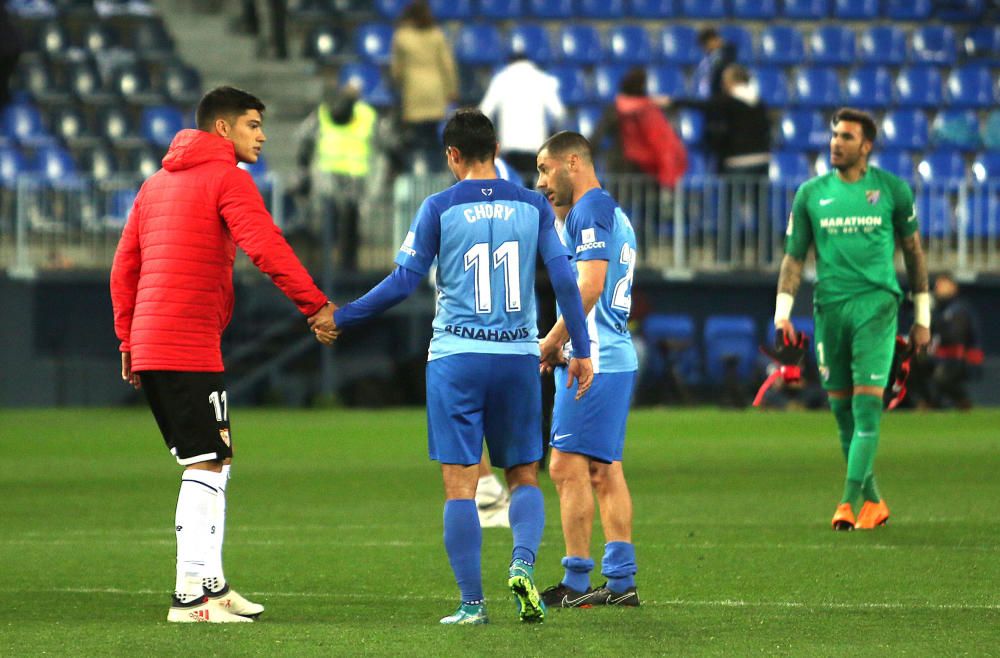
831, 503, 855, 531
856, 500, 890, 529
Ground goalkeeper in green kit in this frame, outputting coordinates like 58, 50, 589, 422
773, 108, 930, 531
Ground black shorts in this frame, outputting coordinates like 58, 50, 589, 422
140, 371, 233, 465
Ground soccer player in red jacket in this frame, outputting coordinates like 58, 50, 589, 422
110, 87, 334, 623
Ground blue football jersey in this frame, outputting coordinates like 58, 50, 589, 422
395, 178, 569, 361
559, 188, 638, 373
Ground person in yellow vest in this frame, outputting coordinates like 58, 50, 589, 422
295, 79, 377, 271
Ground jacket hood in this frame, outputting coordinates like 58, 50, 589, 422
615, 95, 656, 113
162, 129, 237, 172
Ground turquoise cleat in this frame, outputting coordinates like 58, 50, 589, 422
439, 601, 489, 625
508, 559, 546, 623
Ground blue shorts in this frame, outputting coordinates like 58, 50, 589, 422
426, 353, 542, 468
551, 368, 636, 463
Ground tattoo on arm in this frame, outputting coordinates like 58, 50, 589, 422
900, 233, 929, 293
777, 255, 805, 296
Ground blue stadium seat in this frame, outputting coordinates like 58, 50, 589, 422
374, 0, 406, 19
782, 0, 829, 19
353, 23, 392, 65
35, 144, 78, 187
963, 26, 1000, 60
718, 26, 753, 63
809, 26, 855, 65
759, 26, 805, 66
731, 0, 776, 19
573, 104, 603, 138
593, 64, 630, 103
704, 315, 757, 382
685, 149, 708, 177
884, 0, 930, 19
793, 67, 841, 108
779, 109, 828, 150
935, 0, 985, 20
455, 24, 503, 65
658, 25, 700, 65
679, 0, 725, 18
68, 59, 117, 106
918, 149, 966, 238
580, 0, 625, 17
984, 110, 1000, 152
305, 24, 350, 62
895, 66, 944, 108
881, 109, 929, 150
140, 106, 185, 149
973, 152, 1000, 182
966, 189, 999, 239
480, 0, 524, 19
946, 65, 996, 109
339, 63, 394, 107
428, 0, 473, 20
549, 65, 590, 105
105, 187, 139, 228
677, 109, 704, 146
833, 0, 879, 19
51, 105, 93, 146
845, 66, 892, 110
911, 26, 957, 65
770, 151, 811, 183
528, 0, 574, 19
870, 149, 915, 182
506, 24, 552, 63
932, 110, 982, 151
0, 146, 30, 187
162, 63, 202, 107
919, 149, 967, 183
629, 0, 676, 17
110, 62, 163, 106
1, 102, 54, 147
643, 313, 702, 386
99, 106, 140, 145
607, 25, 652, 65
646, 65, 687, 97
858, 26, 906, 65
558, 25, 603, 65
750, 66, 789, 106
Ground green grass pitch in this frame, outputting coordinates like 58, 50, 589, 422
1, 408, 998, 656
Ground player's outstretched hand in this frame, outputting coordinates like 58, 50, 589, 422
567, 356, 594, 400
909, 322, 930, 354
120, 351, 141, 390
308, 301, 340, 346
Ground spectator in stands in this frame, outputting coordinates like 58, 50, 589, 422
294, 78, 377, 272
479, 52, 566, 186
692, 28, 737, 100
390, 0, 458, 174
909, 273, 983, 409
0, 3, 23, 109
234, 0, 288, 59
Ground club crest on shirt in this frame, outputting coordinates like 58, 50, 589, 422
219, 428, 231, 447
865, 190, 880, 205
481, 188, 493, 197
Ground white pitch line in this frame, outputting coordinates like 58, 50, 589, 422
3, 588, 997, 612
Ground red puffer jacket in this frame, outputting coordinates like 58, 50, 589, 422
110, 129, 328, 372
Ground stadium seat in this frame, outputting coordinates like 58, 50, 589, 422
778, 109, 828, 150
304, 23, 349, 62
750, 66, 789, 107
932, 110, 982, 151
1, 102, 54, 147
844, 67, 892, 110
911, 26, 957, 65
884, 0, 930, 19
99, 106, 141, 145
984, 110, 1000, 152
0, 146, 30, 188
972, 152, 1000, 182
782, 0, 829, 19
833, 0, 879, 19
607, 25, 653, 65
528, 0, 573, 19
35, 144, 79, 187
104, 187, 139, 228
809, 26, 855, 65
593, 64, 630, 103
935, 0, 985, 20
718, 26, 753, 63
685, 149, 708, 177
373, 0, 406, 19
454, 24, 503, 66
110, 62, 163, 106
352, 23, 391, 65
506, 24, 552, 63
857, 26, 906, 65
679, 0, 725, 18
338, 63, 393, 107
658, 25, 700, 65
704, 315, 757, 382
140, 106, 184, 149
919, 149, 967, 183
557, 25, 603, 65
162, 63, 202, 107
962, 26, 1000, 60
770, 151, 811, 183
123, 144, 163, 180
573, 104, 603, 138
580, 0, 625, 17
646, 65, 686, 97
549, 65, 590, 105
895, 66, 944, 108
870, 149, 915, 182
67, 59, 117, 105
793, 67, 841, 108
82, 23, 118, 54
74, 143, 118, 182
677, 108, 704, 146
731, 0, 776, 19
38, 20, 68, 57
629, 0, 677, 18
129, 18, 174, 59
759, 26, 805, 66
17, 56, 71, 104
50, 105, 94, 146
946, 65, 996, 109
917, 149, 966, 238
881, 109, 929, 150
428, 0, 473, 20
643, 313, 702, 387
479, 0, 524, 19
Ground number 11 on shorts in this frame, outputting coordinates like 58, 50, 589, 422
208, 391, 228, 422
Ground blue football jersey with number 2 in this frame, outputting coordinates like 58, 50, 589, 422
395, 178, 570, 361
559, 188, 638, 374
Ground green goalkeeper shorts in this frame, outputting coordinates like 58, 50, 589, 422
813, 289, 899, 392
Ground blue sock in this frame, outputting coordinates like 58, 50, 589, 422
561, 556, 594, 592
443, 499, 482, 603
508, 485, 544, 565
602, 541, 637, 593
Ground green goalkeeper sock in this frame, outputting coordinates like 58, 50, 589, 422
831, 397, 881, 502
841, 394, 882, 506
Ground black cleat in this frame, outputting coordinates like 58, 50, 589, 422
540, 583, 594, 608
582, 582, 641, 607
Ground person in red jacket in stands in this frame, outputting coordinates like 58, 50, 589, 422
110, 86, 335, 623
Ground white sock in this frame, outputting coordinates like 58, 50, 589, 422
203, 465, 230, 594
475, 473, 507, 509
174, 469, 225, 603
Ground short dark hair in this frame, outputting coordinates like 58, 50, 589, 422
196, 86, 265, 131
539, 131, 593, 163
620, 67, 647, 97
698, 28, 720, 46
831, 107, 877, 144
398, 0, 435, 28
442, 108, 496, 162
